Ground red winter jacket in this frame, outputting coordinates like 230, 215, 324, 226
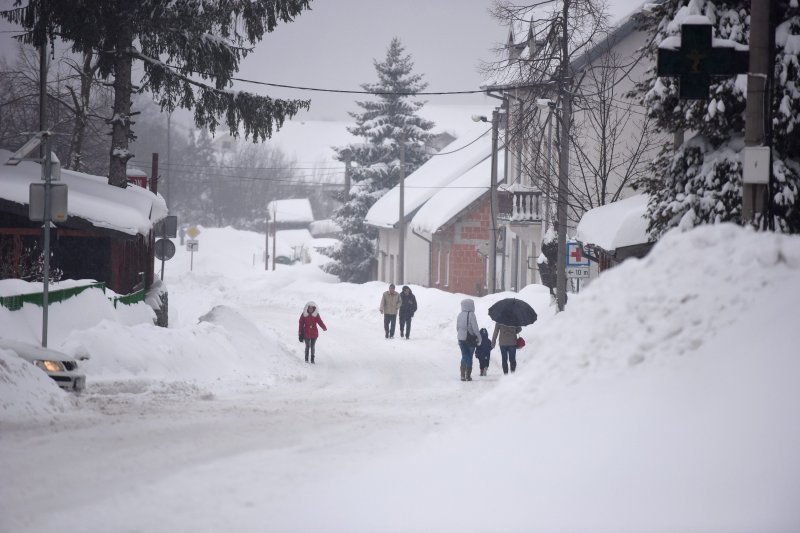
299, 302, 327, 339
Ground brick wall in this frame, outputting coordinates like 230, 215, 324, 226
431, 196, 490, 296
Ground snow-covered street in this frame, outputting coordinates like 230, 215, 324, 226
2, 224, 800, 532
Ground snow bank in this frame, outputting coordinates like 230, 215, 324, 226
260, 224, 800, 532
0, 348, 76, 425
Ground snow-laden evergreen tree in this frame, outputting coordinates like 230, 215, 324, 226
323, 38, 434, 283
1, 0, 312, 187
630, 0, 800, 236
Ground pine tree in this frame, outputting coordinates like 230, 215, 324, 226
323, 38, 435, 283
1, 0, 312, 187
630, 0, 800, 236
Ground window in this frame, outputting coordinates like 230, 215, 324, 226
436, 249, 441, 285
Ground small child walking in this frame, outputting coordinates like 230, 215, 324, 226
474, 328, 492, 376
298, 301, 327, 364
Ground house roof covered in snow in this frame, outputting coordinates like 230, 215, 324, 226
0, 149, 167, 237
364, 121, 494, 229
576, 194, 650, 251
267, 198, 314, 223
410, 154, 506, 235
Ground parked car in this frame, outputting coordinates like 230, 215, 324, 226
0, 339, 86, 392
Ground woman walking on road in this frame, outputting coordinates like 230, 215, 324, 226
299, 301, 327, 364
492, 322, 522, 374
456, 298, 481, 381
399, 285, 417, 339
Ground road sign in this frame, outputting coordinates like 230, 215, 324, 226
155, 238, 175, 260
154, 215, 178, 238
186, 239, 199, 252
566, 266, 590, 278
29, 183, 68, 222
187, 226, 200, 239
566, 242, 590, 267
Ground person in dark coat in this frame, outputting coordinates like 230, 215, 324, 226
474, 328, 492, 376
298, 301, 327, 364
398, 285, 417, 339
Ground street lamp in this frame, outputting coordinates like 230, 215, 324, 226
472, 108, 502, 294
536, 99, 555, 233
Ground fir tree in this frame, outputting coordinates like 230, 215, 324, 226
630, 0, 800, 236
324, 38, 434, 283
1, 0, 312, 187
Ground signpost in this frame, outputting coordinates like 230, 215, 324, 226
186, 239, 199, 271
566, 242, 590, 279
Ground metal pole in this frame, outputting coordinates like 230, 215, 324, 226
545, 111, 553, 233
272, 205, 276, 271
556, 0, 572, 312
38, 7, 51, 347
398, 134, 405, 284
489, 108, 500, 294
166, 112, 172, 211
742, 0, 771, 225
265, 209, 269, 271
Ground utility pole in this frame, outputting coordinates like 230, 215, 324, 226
555, 0, 572, 312
398, 134, 406, 284
343, 149, 352, 198
166, 112, 172, 211
38, 1, 52, 347
265, 208, 269, 271
742, 0, 772, 225
272, 204, 277, 271
489, 107, 500, 294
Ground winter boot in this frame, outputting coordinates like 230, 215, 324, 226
460, 365, 466, 381
466, 367, 472, 381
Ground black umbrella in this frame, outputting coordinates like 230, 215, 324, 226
488, 298, 538, 327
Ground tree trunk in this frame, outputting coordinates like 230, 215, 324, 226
68, 53, 94, 171
108, 26, 133, 187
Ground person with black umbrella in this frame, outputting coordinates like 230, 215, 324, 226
487, 298, 537, 374
491, 323, 522, 374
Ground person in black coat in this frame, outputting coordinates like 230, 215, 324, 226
474, 328, 492, 376
398, 285, 418, 339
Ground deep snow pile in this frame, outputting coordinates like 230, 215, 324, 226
255, 224, 800, 532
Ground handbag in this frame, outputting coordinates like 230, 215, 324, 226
465, 312, 479, 347
516, 337, 526, 349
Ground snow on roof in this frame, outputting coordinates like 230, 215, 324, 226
364, 121, 493, 229
0, 149, 167, 237
576, 194, 650, 251
411, 154, 506, 235
267, 198, 314, 223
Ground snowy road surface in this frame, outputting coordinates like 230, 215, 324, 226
3, 225, 800, 532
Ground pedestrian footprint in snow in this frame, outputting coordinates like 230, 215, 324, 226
298, 301, 327, 364
398, 285, 417, 339
379, 284, 401, 339
474, 328, 492, 376
456, 298, 481, 381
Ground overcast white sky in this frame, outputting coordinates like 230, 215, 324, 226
1, 0, 645, 121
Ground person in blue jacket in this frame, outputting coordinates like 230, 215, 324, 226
474, 328, 492, 376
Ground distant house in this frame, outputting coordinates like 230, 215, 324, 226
410, 156, 505, 296
0, 149, 168, 296
266, 198, 314, 231
576, 194, 654, 275
364, 119, 494, 289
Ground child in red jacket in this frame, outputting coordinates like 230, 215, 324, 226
298, 301, 327, 364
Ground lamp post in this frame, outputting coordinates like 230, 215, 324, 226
472, 107, 502, 294
536, 99, 555, 233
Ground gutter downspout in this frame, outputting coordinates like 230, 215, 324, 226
412, 228, 433, 288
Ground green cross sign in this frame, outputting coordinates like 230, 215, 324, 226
657, 23, 749, 99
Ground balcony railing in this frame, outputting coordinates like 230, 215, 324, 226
498, 190, 542, 222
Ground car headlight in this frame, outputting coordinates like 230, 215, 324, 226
34, 360, 66, 372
